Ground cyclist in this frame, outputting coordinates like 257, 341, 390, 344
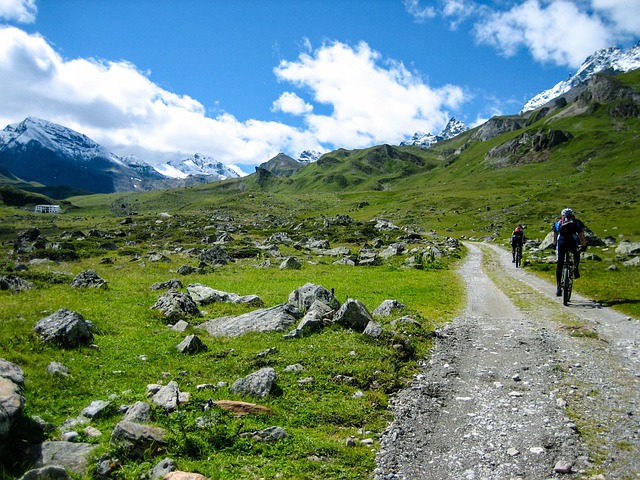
511, 225, 525, 263
552, 208, 587, 296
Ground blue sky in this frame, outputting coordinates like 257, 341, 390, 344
0, 0, 638, 174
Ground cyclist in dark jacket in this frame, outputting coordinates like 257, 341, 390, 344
552, 208, 587, 296
511, 225, 525, 262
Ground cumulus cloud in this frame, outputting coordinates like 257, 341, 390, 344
0, 25, 323, 169
0, 26, 467, 171
274, 40, 467, 147
0, 0, 36, 23
271, 92, 313, 115
474, 0, 613, 68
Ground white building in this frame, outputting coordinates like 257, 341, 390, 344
35, 204, 62, 214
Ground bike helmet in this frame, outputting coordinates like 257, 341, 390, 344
561, 208, 573, 216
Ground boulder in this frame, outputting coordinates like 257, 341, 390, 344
0, 359, 25, 437
616, 240, 640, 256
151, 290, 200, 323
279, 256, 302, 270
18, 465, 71, 480
33, 309, 94, 348
150, 279, 183, 291
150, 457, 177, 479
199, 246, 232, 266
288, 283, 339, 312
110, 421, 167, 460
151, 381, 182, 411
70, 269, 107, 289
24, 441, 97, 475
176, 335, 207, 354
333, 299, 374, 333
230, 368, 277, 398
81, 400, 111, 419
198, 304, 302, 338
123, 401, 151, 423
0, 274, 34, 292
373, 299, 406, 317
187, 284, 264, 307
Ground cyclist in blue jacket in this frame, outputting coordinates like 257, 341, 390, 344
552, 208, 587, 296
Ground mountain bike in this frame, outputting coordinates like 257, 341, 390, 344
514, 244, 522, 268
560, 250, 574, 306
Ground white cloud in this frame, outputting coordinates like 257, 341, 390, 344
404, 0, 437, 22
0, 26, 468, 172
473, 0, 613, 68
272, 92, 313, 115
592, 0, 640, 35
0, 0, 36, 23
0, 25, 324, 170
274, 41, 467, 147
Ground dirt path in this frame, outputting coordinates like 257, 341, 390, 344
375, 242, 640, 479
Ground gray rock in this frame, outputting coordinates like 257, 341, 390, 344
24, 441, 97, 475
200, 246, 232, 266
176, 335, 207, 354
279, 256, 302, 270
151, 381, 181, 411
151, 290, 200, 323
334, 299, 374, 333
33, 309, 94, 348
18, 465, 71, 480
230, 367, 277, 398
150, 457, 177, 479
123, 401, 151, 423
379, 243, 405, 259
623, 256, 640, 267
187, 284, 264, 307
373, 299, 406, 317
110, 421, 167, 460
363, 321, 383, 338
171, 320, 190, 332
241, 425, 288, 442
70, 269, 107, 289
81, 400, 111, 419
150, 279, 183, 291
46, 362, 69, 377
0, 274, 34, 292
288, 283, 339, 312
199, 303, 302, 338
0, 359, 25, 437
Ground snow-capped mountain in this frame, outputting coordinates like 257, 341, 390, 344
298, 150, 322, 163
0, 117, 239, 194
0, 117, 123, 165
523, 42, 640, 112
153, 153, 240, 180
400, 117, 469, 149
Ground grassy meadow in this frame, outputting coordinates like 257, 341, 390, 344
1, 70, 640, 478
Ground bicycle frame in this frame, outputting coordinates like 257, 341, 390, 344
561, 250, 574, 306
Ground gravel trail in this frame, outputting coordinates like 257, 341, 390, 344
375, 242, 640, 479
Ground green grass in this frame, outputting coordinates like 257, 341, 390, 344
0, 209, 464, 479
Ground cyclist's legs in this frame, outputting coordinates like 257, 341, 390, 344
556, 242, 568, 287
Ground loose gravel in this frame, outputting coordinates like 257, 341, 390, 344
375, 242, 640, 479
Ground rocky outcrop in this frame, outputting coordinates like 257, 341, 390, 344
0, 359, 25, 437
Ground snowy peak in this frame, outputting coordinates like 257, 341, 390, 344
153, 153, 240, 180
400, 117, 469, 149
298, 150, 322, 163
523, 42, 640, 112
0, 116, 121, 164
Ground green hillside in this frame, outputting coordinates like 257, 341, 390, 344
1, 70, 639, 479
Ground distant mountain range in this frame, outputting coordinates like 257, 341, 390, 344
523, 42, 640, 112
1, 43, 639, 196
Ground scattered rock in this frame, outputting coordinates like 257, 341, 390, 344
239, 425, 288, 442
46, 361, 69, 377
110, 421, 167, 460
279, 256, 302, 270
70, 269, 107, 289
151, 289, 200, 322
33, 309, 94, 348
288, 283, 339, 312
334, 299, 374, 333
0, 274, 34, 292
198, 303, 301, 338
373, 299, 406, 317
150, 457, 177, 479
176, 335, 207, 354
24, 441, 97, 475
150, 279, 183, 291
230, 368, 277, 398
18, 465, 71, 480
122, 401, 151, 423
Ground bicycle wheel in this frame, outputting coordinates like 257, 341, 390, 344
515, 245, 522, 268
562, 255, 573, 306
